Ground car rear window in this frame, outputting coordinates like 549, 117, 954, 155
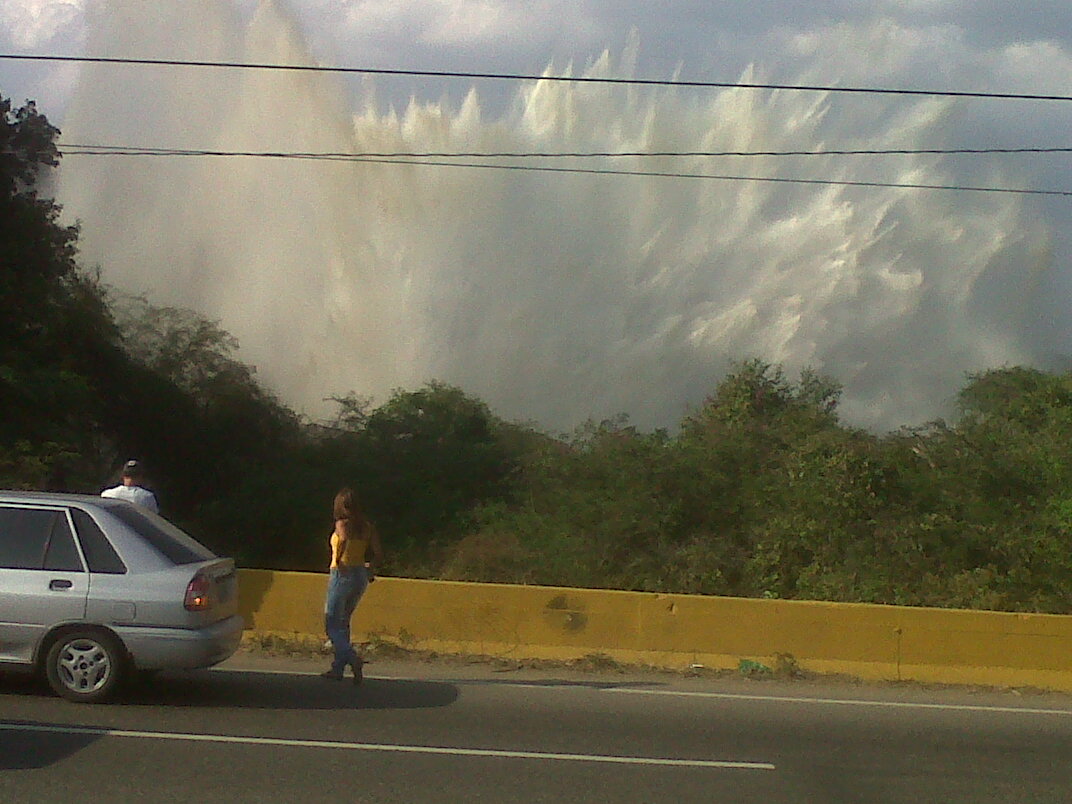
107, 505, 216, 565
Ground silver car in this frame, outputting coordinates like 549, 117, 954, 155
0, 491, 243, 702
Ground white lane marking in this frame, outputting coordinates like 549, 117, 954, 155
0, 722, 774, 771
211, 666, 1072, 717
604, 688, 1072, 716
214, 667, 329, 677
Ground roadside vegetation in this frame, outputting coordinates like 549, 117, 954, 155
4, 94, 1072, 614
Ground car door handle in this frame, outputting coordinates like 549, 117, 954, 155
49, 579, 73, 591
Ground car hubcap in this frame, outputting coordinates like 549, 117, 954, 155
57, 639, 111, 694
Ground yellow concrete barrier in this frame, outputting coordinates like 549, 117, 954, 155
237, 569, 1072, 691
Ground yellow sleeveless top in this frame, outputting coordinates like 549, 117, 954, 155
329, 521, 368, 569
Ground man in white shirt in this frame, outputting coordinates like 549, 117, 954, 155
101, 459, 160, 513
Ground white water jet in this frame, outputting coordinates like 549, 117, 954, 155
58, 0, 1052, 432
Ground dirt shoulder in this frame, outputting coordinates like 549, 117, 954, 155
235, 631, 1072, 706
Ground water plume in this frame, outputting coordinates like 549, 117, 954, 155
58, 0, 1052, 432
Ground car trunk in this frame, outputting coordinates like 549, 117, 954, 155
88, 558, 238, 629
184, 557, 239, 626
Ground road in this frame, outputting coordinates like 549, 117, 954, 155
2, 651, 1071, 803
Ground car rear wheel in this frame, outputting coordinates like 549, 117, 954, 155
45, 630, 126, 703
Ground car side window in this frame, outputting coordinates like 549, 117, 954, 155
42, 513, 84, 572
0, 506, 81, 571
71, 508, 127, 574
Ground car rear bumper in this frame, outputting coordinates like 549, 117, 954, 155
116, 615, 244, 671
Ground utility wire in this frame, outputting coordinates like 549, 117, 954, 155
49, 145, 1072, 197
261, 156, 1072, 197
56, 143, 1072, 158
6, 53, 1072, 103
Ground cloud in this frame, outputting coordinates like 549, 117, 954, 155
55, 2, 1071, 434
5, 0, 1071, 430
0, 0, 84, 50
335, 0, 525, 46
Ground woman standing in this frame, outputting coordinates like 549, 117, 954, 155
322, 488, 383, 683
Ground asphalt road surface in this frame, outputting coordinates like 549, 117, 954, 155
3, 651, 1072, 803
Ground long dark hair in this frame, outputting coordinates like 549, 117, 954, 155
332, 487, 365, 524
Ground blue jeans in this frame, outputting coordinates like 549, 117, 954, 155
324, 567, 369, 673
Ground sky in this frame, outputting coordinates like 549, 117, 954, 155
2, 1, 1071, 432
5, 1, 1072, 99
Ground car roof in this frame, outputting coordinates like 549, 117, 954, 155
0, 490, 126, 510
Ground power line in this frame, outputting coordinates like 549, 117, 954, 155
56, 144, 1072, 159
246, 156, 1072, 197
6, 53, 1072, 103
50, 145, 1072, 197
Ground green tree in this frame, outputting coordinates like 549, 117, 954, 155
446, 415, 676, 588
355, 382, 525, 564
0, 94, 125, 488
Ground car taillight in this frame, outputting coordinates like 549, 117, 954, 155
184, 574, 212, 611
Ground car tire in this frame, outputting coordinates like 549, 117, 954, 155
45, 630, 126, 703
